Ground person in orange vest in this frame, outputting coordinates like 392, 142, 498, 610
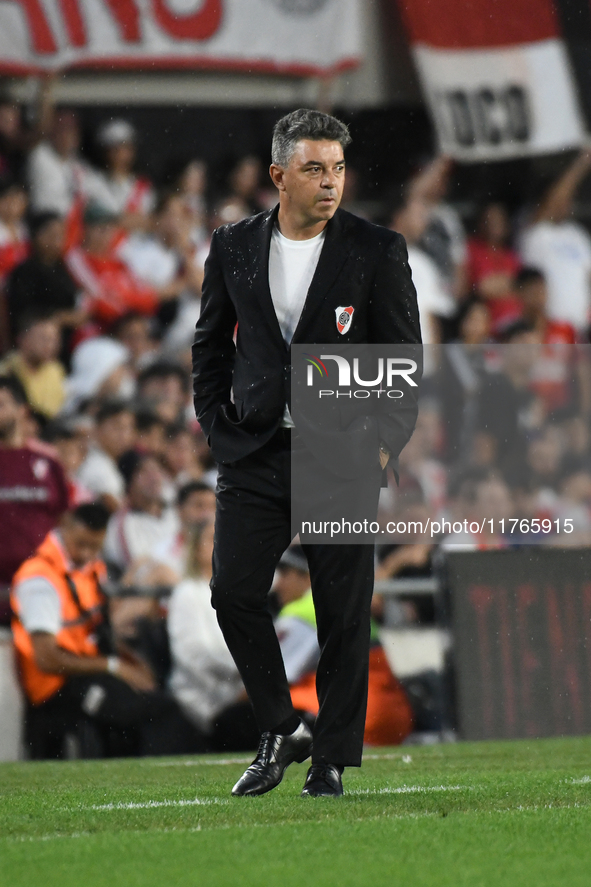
11, 502, 189, 758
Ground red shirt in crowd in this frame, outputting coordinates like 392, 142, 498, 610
467, 238, 522, 330
530, 319, 578, 412
65, 247, 159, 327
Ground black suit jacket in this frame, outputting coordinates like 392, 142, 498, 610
192, 206, 422, 475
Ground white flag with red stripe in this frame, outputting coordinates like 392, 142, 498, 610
396, 0, 585, 160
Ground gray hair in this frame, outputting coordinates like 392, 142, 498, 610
271, 108, 351, 168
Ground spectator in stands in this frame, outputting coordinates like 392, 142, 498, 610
104, 452, 179, 574
456, 298, 491, 345
391, 194, 454, 345
164, 423, 207, 487
95, 118, 154, 234
442, 470, 514, 549
134, 408, 167, 460
408, 155, 468, 300
0, 375, 68, 624
0, 176, 28, 283
515, 267, 586, 415
64, 336, 133, 415
77, 401, 135, 512
65, 202, 161, 331
27, 108, 105, 239
118, 192, 204, 354
516, 267, 576, 346
472, 323, 545, 478
0, 313, 65, 419
137, 361, 190, 424
176, 157, 208, 248
103, 452, 179, 640
167, 518, 245, 751
0, 97, 27, 178
11, 502, 186, 758
397, 400, 447, 514
467, 203, 522, 333
526, 426, 564, 494
112, 311, 158, 370
42, 420, 91, 506
5, 211, 82, 350
519, 149, 591, 338
119, 191, 202, 299
153, 480, 216, 576
227, 155, 265, 214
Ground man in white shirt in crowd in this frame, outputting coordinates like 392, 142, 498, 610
94, 119, 155, 226
27, 109, 107, 218
104, 452, 179, 575
520, 149, 591, 339
77, 401, 136, 513
390, 194, 455, 346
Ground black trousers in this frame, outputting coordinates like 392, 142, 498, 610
27, 674, 203, 759
211, 430, 381, 767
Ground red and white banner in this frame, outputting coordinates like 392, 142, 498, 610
397, 0, 586, 160
0, 0, 361, 76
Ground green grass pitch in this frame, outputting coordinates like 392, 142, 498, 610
2, 736, 591, 887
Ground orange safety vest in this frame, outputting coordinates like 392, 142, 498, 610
290, 646, 415, 747
10, 531, 107, 705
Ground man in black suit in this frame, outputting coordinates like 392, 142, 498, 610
192, 109, 421, 797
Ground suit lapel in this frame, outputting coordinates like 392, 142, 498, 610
291, 209, 352, 343
249, 205, 287, 352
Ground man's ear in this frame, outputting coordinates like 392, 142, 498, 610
269, 163, 286, 192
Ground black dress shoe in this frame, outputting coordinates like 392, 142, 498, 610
231, 720, 313, 797
301, 763, 344, 797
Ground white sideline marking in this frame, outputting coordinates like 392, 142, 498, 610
350, 785, 463, 796
564, 776, 591, 785
148, 752, 413, 768
91, 797, 228, 811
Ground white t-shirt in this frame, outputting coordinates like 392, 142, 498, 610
520, 221, 591, 333
78, 446, 125, 501
268, 225, 325, 426
27, 142, 115, 216
104, 507, 180, 571
14, 576, 62, 635
407, 245, 455, 345
269, 226, 325, 344
118, 234, 179, 288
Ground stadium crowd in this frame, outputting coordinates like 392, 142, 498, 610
1, 86, 591, 757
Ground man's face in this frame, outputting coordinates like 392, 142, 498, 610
0, 388, 24, 442
520, 279, 547, 316
52, 113, 80, 157
107, 142, 135, 171
35, 219, 66, 263
19, 320, 60, 365
0, 186, 27, 225
271, 139, 345, 226
84, 221, 117, 256
129, 457, 164, 507
97, 411, 135, 459
62, 520, 106, 568
180, 489, 216, 530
